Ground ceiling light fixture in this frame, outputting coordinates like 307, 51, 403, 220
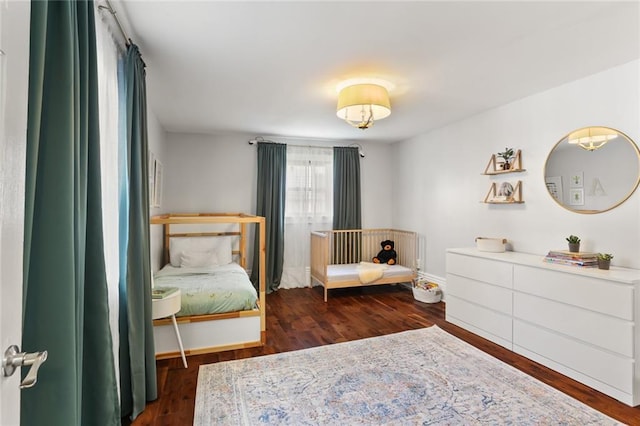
336, 83, 391, 130
567, 127, 618, 151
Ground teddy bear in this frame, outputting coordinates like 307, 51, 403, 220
372, 240, 397, 265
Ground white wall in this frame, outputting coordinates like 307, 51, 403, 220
161, 132, 393, 228
392, 60, 640, 283
163, 132, 256, 213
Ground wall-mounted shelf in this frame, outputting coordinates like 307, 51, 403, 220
483, 180, 524, 204
483, 149, 525, 175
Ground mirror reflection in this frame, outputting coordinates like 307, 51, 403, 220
544, 127, 640, 214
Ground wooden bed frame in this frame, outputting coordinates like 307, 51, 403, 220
149, 213, 266, 360
310, 229, 417, 301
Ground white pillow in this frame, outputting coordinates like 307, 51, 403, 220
180, 250, 218, 268
169, 236, 233, 267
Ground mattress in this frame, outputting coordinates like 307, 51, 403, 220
154, 263, 258, 317
326, 263, 413, 283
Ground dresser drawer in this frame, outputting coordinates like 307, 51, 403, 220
446, 295, 512, 347
447, 273, 512, 315
513, 292, 633, 357
514, 265, 633, 321
447, 253, 512, 288
513, 320, 633, 395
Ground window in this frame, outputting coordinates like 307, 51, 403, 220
280, 145, 333, 288
285, 146, 333, 223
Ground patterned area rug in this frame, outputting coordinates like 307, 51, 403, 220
194, 326, 620, 425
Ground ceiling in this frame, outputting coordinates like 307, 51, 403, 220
112, 1, 639, 144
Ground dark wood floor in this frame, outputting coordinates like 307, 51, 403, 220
128, 284, 640, 425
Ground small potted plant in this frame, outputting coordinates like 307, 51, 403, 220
497, 147, 515, 170
566, 235, 581, 253
597, 253, 613, 270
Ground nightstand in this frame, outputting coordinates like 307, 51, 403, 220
152, 289, 187, 368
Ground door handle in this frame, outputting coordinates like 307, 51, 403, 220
2, 345, 48, 389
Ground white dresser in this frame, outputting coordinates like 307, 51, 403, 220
445, 248, 640, 406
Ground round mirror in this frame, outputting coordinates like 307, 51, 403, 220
544, 126, 640, 214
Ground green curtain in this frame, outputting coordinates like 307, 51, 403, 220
333, 146, 362, 262
22, 1, 119, 425
251, 142, 286, 293
119, 43, 157, 420
333, 146, 362, 229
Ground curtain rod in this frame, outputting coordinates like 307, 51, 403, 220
98, 0, 132, 46
248, 138, 330, 150
247, 137, 365, 158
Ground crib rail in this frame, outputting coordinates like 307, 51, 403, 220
310, 231, 329, 284
313, 229, 417, 269
310, 228, 418, 301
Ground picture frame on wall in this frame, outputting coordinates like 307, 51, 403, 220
148, 150, 156, 180
153, 159, 163, 208
569, 188, 584, 206
570, 171, 583, 188
545, 176, 563, 203
148, 151, 156, 208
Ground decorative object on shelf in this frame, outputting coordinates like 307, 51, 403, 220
412, 280, 442, 303
497, 147, 515, 170
498, 182, 514, 197
566, 235, 581, 253
483, 181, 523, 204
336, 81, 391, 130
482, 149, 524, 204
475, 237, 507, 253
483, 149, 525, 175
544, 126, 640, 214
544, 250, 598, 267
596, 253, 613, 270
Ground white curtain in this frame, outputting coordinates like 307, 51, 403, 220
280, 146, 333, 289
95, 2, 125, 394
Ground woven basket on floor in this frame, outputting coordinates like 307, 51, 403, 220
412, 281, 442, 303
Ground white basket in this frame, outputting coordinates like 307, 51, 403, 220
475, 237, 507, 253
412, 286, 442, 303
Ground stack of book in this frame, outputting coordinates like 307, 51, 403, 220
544, 250, 598, 267
152, 286, 179, 299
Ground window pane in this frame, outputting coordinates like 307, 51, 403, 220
285, 146, 333, 221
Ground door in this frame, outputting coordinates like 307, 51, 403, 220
0, 1, 30, 425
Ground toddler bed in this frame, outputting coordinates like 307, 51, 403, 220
154, 263, 257, 316
310, 228, 417, 301
150, 213, 265, 360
